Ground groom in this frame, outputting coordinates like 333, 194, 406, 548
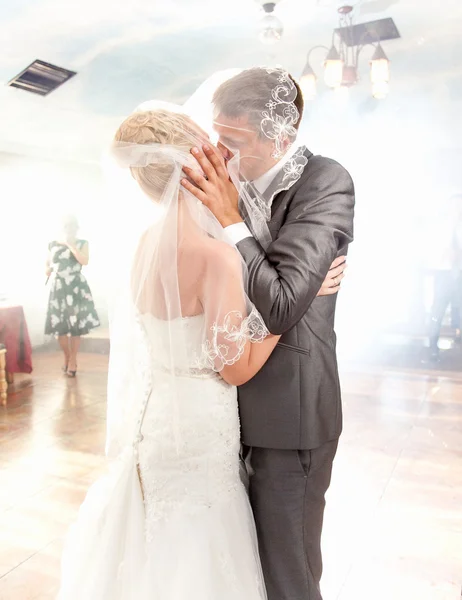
182, 67, 355, 600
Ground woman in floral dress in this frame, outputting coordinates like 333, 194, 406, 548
45, 216, 100, 376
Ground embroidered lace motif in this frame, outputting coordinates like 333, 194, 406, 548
261, 68, 300, 159
193, 307, 269, 372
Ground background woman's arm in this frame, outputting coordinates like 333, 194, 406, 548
45, 248, 52, 277
67, 241, 89, 266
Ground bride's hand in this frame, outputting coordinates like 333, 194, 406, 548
181, 145, 242, 228
317, 256, 347, 296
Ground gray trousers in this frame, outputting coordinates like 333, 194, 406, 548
242, 440, 338, 600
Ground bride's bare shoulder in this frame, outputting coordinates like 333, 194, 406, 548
192, 237, 241, 274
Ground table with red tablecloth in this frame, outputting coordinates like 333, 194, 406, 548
0, 305, 33, 374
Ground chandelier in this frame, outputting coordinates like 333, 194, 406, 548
256, 0, 284, 45
300, 5, 394, 100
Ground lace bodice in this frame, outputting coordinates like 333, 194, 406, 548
137, 314, 241, 542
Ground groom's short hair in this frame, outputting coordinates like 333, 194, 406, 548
212, 68, 304, 136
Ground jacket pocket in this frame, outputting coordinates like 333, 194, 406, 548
277, 342, 310, 356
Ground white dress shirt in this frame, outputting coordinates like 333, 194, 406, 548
225, 145, 299, 246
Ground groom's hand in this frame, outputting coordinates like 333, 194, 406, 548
317, 256, 347, 296
181, 145, 242, 228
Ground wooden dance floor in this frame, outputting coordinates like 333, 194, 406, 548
0, 352, 460, 599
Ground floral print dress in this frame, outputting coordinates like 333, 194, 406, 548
45, 240, 100, 337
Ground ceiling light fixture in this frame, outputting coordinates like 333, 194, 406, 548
256, 0, 284, 45
300, 5, 399, 100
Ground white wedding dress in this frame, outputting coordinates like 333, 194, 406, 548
57, 313, 267, 600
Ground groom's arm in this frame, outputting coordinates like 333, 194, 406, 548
237, 158, 354, 335
181, 146, 354, 336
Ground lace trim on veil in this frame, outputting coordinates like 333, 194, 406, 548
193, 307, 269, 372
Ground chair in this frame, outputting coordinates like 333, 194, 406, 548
0, 344, 7, 406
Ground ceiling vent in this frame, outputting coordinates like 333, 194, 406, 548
335, 17, 400, 46
7, 60, 76, 96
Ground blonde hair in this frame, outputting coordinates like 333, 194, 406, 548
114, 110, 201, 201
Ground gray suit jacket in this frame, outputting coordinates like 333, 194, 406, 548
237, 150, 355, 450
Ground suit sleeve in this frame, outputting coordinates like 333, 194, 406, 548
237, 158, 355, 335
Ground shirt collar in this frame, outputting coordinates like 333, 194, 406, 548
252, 143, 300, 195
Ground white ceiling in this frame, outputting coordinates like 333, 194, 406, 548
0, 0, 461, 162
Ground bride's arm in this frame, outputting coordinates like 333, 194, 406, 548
201, 244, 280, 387
227, 331, 280, 387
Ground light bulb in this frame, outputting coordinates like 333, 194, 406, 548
370, 58, 390, 84
324, 46, 343, 88
372, 80, 389, 99
258, 14, 283, 45
370, 44, 390, 96
300, 72, 317, 100
324, 62, 343, 88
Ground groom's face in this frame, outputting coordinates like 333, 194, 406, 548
213, 114, 278, 181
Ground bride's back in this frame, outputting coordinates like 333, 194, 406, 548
112, 107, 254, 381
131, 219, 235, 320
114, 108, 216, 321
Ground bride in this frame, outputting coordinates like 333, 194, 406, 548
56, 100, 282, 599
